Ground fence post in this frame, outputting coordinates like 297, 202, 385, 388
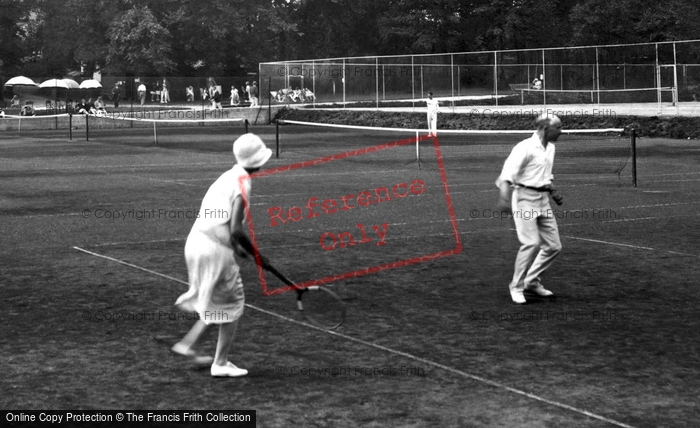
631, 129, 637, 187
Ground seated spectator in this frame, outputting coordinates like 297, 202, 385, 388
20, 101, 35, 116
0, 107, 5, 118
531, 74, 543, 90
85, 97, 97, 115
93, 96, 107, 115
10, 95, 20, 108
76, 98, 89, 116
230, 87, 240, 106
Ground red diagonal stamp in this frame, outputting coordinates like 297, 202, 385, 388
241, 134, 461, 296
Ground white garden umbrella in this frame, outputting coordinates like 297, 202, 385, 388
4, 76, 38, 104
79, 79, 102, 89
39, 78, 69, 89
61, 78, 80, 89
39, 79, 71, 111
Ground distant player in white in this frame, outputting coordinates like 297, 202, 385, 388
426, 92, 439, 137
171, 134, 272, 377
495, 113, 564, 304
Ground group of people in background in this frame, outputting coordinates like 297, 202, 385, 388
201, 79, 258, 109
2, 78, 261, 113
131, 78, 260, 108
136, 79, 171, 104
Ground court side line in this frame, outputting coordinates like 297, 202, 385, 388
79, 211, 698, 251
561, 236, 699, 258
71, 245, 637, 428
0, 161, 232, 173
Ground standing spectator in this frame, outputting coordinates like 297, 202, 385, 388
210, 85, 223, 110
230, 86, 240, 106
245, 82, 251, 105
111, 82, 121, 108
151, 80, 160, 102
250, 81, 259, 107
137, 82, 147, 106
186, 86, 195, 102
206, 77, 219, 109
161, 78, 170, 104
239, 85, 247, 104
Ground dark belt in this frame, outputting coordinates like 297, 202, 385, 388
515, 183, 551, 192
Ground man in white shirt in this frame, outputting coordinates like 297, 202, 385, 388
137, 82, 147, 106
495, 113, 564, 304
426, 92, 439, 137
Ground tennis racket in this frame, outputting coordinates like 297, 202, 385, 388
264, 263, 346, 330
235, 233, 346, 330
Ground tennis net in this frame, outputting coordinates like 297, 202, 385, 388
514, 87, 676, 106
76, 112, 248, 150
275, 119, 636, 185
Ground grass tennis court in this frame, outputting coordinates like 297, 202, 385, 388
2, 121, 699, 427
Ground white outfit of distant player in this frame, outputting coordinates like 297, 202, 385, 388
426, 96, 439, 136
175, 164, 251, 324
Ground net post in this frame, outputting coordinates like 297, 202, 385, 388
69, 113, 72, 140
416, 131, 420, 162
631, 129, 637, 187
85, 114, 89, 141
245, 119, 249, 134
153, 120, 157, 147
275, 119, 280, 158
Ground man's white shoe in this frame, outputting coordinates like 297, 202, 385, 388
211, 362, 248, 378
525, 286, 554, 297
510, 289, 526, 304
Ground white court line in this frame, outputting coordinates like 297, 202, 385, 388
75, 209, 699, 253
0, 161, 232, 173
129, 174, 203, 187
561, 236, 699, 258
70, 245, 637, 428
88, 238, 185, 248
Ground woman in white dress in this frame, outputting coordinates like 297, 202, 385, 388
171, 133, 272, 377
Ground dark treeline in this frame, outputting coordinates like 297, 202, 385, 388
1, 0, 698, 77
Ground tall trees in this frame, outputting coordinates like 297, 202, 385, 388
0, 0, 26, 76
569, 0, 700, 45
11, 0, 700, 76
106, 5, 176, 75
